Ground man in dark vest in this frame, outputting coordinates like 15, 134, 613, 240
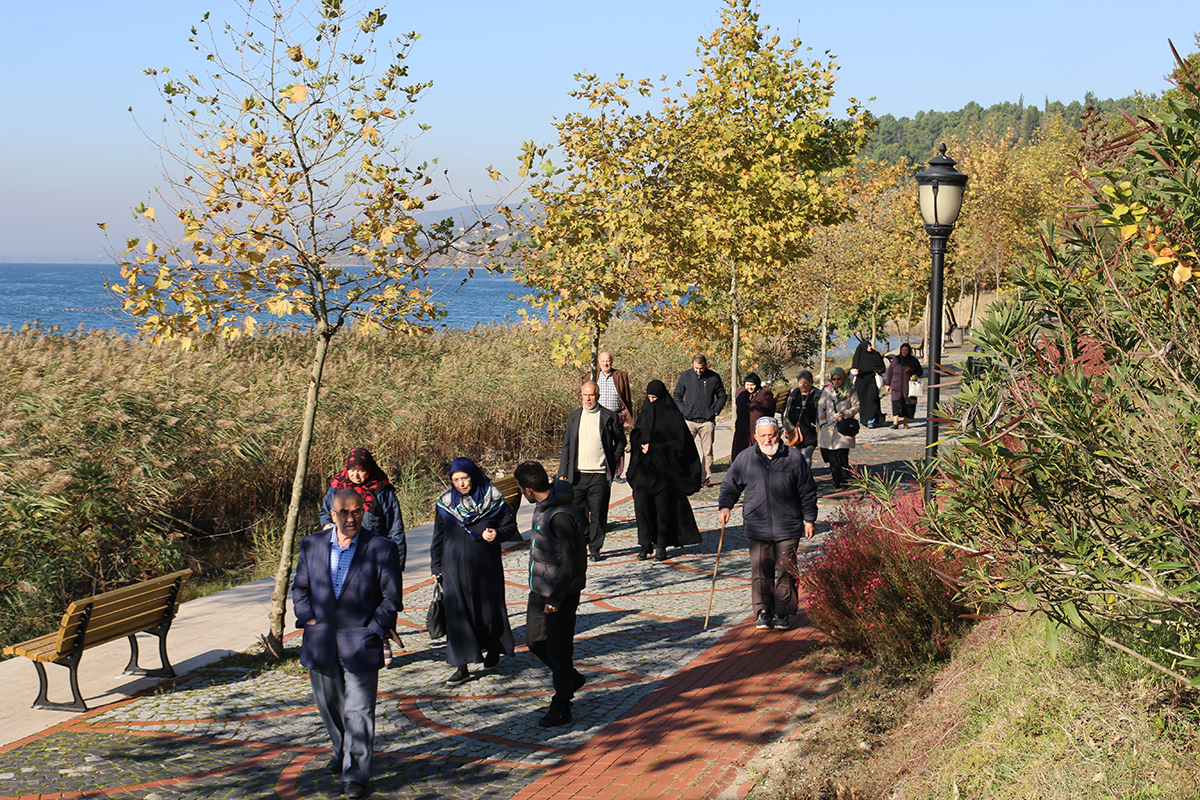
516, 461, 588, 727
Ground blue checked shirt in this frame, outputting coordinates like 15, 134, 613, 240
328, 529, 358, 599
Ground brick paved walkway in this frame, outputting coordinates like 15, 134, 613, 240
0, 420, 926, 800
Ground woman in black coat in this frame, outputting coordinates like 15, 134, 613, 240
627, 380, 703, 561
430, 457, 519, 685
782, 369, 819, 467
851, 339, 887, 428
732, 372, 776, 462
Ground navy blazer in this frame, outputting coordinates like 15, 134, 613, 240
293, 528, 403, 673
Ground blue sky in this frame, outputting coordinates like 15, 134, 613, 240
1, 0, 1196, 261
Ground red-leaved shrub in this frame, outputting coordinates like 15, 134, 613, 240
800, 490, 973, 666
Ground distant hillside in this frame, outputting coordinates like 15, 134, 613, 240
860, 92, 1145, 166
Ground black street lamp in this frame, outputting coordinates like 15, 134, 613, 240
914, 143, 968, 503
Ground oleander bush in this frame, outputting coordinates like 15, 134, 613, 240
0, 318, 692, 651
927, 55, 1200, 685
800, 490, 974, 667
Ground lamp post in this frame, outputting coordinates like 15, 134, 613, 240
914, 144, 968, 503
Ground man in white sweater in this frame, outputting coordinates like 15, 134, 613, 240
558, 381, 626, 561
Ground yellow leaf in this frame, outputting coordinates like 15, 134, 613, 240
146, 240, 158, 256
284, 84, 308, 104
363, 124, 379, 143
1153, 256, 1176, 266
1120, 224, 1138, 241
144, 207, 156, 221
1173, 264, 1193, 284
244, 315, 258, 335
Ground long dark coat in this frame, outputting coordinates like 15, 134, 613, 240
852, 342, 886, 424
430, 504, 519, 667
732, 387, 776, 461
627, 392, 703, 552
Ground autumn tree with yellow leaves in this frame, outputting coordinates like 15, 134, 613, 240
515, 0, 872, 389
104, 0, 511, 657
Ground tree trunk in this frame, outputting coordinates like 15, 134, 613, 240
819, 283, 831, 384
729, 261, 740, 391
265, 327, 333, 659
589, 318, 602, 381
904, 288, 915, 344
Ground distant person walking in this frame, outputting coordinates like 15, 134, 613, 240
558, 381, 626, 561
851, 339, 887, 428
782, 369, 819, 467
627, 380, 703, 561
515, 461, 588, 728
883, 342, 923, 429
731, 372, 775, 462
818, 367, 860, 489
593, 351, 634, 428
717, 417, 818, 632
431, 458, 520, 686
673, 354, 728, 487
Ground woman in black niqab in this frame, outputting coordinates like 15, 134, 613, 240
626, 380, 703, 561
852, 339, 887, 428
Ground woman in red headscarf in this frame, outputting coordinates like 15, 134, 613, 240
320, 448, 406, 565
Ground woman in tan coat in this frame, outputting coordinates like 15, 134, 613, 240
818, 367, 860, 489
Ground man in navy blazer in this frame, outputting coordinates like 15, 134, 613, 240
294, 488, 402, 799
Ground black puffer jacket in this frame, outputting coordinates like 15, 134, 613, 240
718, 444, 818, 541
529, 480, 587, 606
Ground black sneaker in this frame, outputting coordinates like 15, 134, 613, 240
755, 611, 773, 630
483, 650, 500, 669
775, 615, 790, 631
446, 666, 470, 685
539, 705, 573, 727
573, 671, 587, 693
589, 551, 602, 562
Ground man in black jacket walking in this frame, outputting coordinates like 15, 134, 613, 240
672, 354, 728, 486
717, 416, 817, 632
515, 461, 588, 727
558, 380, 626, 561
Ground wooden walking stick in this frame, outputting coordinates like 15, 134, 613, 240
703, 518, 728, 630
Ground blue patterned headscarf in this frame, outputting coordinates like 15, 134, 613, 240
435, 457, 507, 536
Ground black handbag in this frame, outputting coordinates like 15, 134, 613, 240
836, 417, 860, 437
426, 579, 446, 639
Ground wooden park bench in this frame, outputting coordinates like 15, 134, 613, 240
492, 475, 523, 516
2, 569, 192, 712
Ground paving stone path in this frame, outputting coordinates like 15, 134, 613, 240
0, 424, 925, 800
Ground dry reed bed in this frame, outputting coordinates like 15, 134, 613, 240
0, 320, 692, 650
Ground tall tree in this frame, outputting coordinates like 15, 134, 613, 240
649, 0, 872, 389
104, 0, 508, 657
515, 0, 871, 389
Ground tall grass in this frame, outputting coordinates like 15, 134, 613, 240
0, 319, 692, 650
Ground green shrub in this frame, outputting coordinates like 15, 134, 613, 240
927, 55, 1200, 684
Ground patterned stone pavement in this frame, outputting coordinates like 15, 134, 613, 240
0, 421, 927, 800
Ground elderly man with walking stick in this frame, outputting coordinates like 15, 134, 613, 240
716, 416, 818, 632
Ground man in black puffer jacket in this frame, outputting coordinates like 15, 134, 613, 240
717, 416, 818, 632
515, 461, 587, 728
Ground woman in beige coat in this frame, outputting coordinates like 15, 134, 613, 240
818, 367, 860, 489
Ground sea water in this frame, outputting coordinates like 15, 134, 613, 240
0, 263, 536, 334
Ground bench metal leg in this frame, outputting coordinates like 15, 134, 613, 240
124, 633, 176, 679
31, 659, 88, 712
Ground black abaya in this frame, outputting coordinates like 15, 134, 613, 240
627, 385, 703, 553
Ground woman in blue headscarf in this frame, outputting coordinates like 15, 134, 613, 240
430, 457, 520, 685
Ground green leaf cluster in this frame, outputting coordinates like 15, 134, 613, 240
925, 53, 1200, 684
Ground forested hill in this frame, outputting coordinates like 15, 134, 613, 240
860, 92, 1144, 166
